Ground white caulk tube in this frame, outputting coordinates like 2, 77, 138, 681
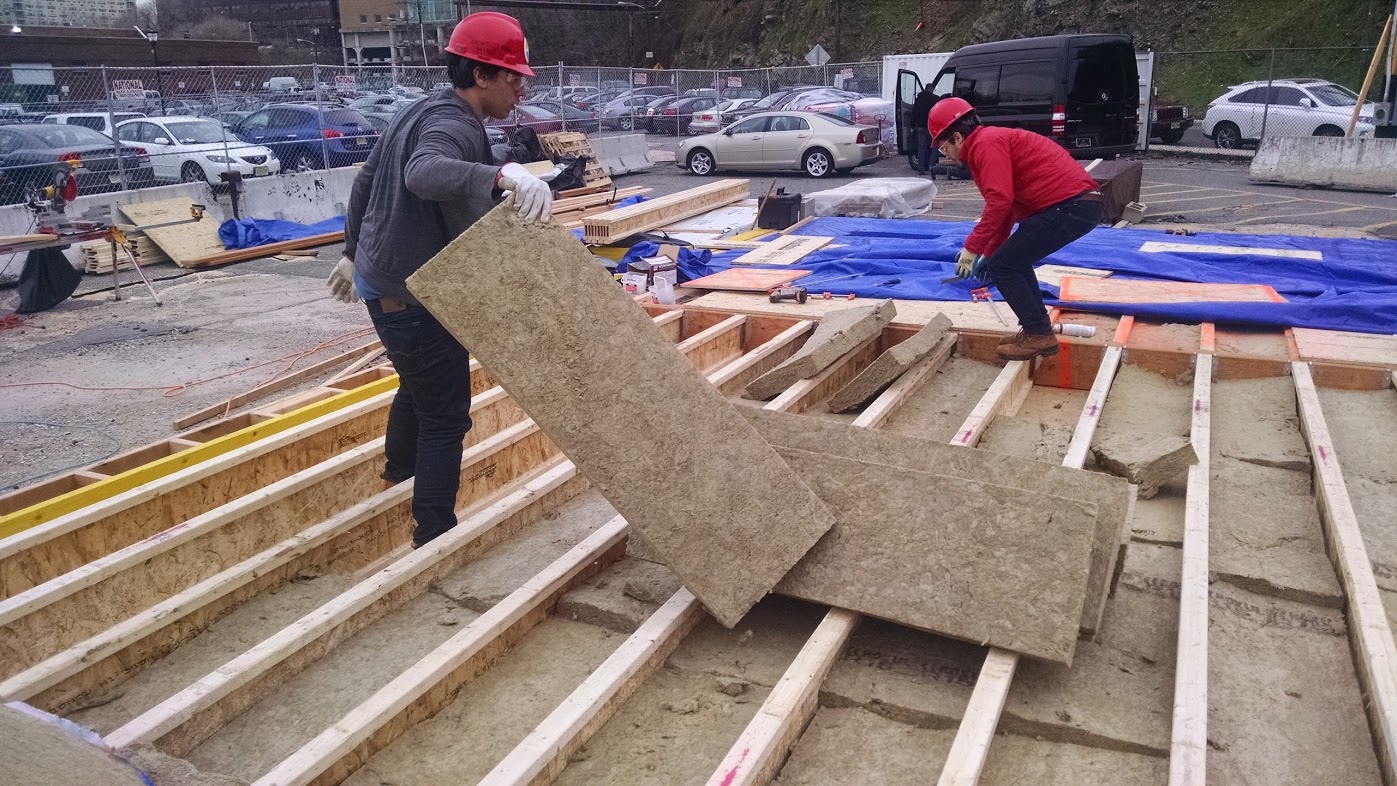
1052, 323, 1096, 338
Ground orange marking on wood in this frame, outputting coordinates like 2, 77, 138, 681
1200, 323, 1216, 354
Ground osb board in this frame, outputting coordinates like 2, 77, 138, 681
405, 205, 835, 628
684, 291, 1020, 336
1034, 264, 1112, 290
686, 268, 812, 293
1292, 328, 1397, 369
772, 446, 1098, 664
117, 199, 227, 268
1060, 277, 1286, 304
743, 408, 1132, 639
731, 236, 834, 266
1139, 240, 1323, 261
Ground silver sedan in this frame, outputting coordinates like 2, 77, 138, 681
675, 111, 884, 178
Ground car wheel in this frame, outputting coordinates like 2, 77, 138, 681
802, 148, 834, 178
1212, 122, 1242, 149
1158, 129, 1186, 145
180, 162, 206, 184
619, 116, 632, 131
687, 148, 715, 176
1314, 124, 1345, 137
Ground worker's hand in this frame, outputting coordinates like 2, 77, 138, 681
497, 162, 553, 224
955, 247, 979, 278
971, 253, 991, 282
326, 255, 360, 304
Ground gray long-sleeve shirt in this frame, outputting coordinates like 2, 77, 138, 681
345, 89, 501, 305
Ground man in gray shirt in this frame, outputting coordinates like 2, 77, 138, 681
328, 11, 551, 547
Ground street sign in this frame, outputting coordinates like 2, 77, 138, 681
805, 44, 830, 67
727, 76, 742, 88
335, 74, 356, 92
634, 72, 648, 86
111, 79, 145, 100
840, 68, 854, 78
569, 74, 582, 87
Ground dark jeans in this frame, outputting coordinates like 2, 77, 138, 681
367, 299, 473, 546
985, 194, 1104, 335
914, 127, 939, 173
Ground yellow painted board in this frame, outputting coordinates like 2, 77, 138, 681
0, 375, 400, 539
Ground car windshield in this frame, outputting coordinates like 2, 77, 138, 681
165, 120, 227, 144
25, 125, 113, 146
752, 92, 788, 109
1308, 83, 1359, 106
518, 105, 558, 120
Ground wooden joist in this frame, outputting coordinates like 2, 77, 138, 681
1170, 349, 1214, 784
707, 321, 814, 397
582, 180, 750, 245
1292, 360, 1397, 783
762, 334, 882, 416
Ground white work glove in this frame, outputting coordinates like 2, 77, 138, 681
497, 162, 553, 225
955, 247, 979, 278
326, 255, 360, 304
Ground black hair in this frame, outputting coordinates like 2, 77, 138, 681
935, 112, 981, 145
446, 53, 504, 91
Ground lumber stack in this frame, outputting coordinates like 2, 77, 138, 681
78, 235, 171, 274
552, 186, 651, 230
538, 131, 612, 190
582, 179, 750, 244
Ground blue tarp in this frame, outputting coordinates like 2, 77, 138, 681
683, 217, 1397, 335
218, 216, 347, 250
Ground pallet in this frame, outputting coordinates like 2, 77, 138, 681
582, 180, 751, 245
78, 236, 172, 274
538, 131, 612, 190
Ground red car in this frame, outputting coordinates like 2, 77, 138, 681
486, 105, 563, 141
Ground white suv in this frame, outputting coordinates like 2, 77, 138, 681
1202, 78, 1376, 148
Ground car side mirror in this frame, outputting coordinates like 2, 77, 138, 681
154, 136, 171, 145
722, 128, 734, 135
1299, 98, 1313, 109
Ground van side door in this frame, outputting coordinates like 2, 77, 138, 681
895, 69, 923, 155
952, 65, 1001, 122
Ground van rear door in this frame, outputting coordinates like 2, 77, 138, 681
895, 69, 922, 155
1065, 41, 1139, 151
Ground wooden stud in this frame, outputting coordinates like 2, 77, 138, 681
582, 180, 750, 244
105, 459, 581, 755
652, 309, 685, 343
937, 649, 1020, 786
481, 589, 705, 786
762, 335, 882, 415
949, 361, 1032, 448
1061, 345, 1124, 469
676, 315, 748, 374
250, 515, 630, 786
1170, 352, 1213, 785
708, 321, 814, 397
1293, 361, 1397, 784
851, 333, 957, 430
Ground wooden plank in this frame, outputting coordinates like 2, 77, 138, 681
172, 340, 383, 430
704, 608, 861, 786
949, 361, 1032, 448
1061, 345, 1124, 469
1292, 361, 1397, 784
582, 180, 749, 244
1170, 352, 1213, 785
105, 459, 580, 755
1032, 264, 1112, 290
847, 333, 957, 428
684, 291, 1012, 337
250, 515, 630, 786
118, 199, 342, 269
685, 268, 811, 293
707, 321, 814, 397
1292, 327, 1397, 369
675, 314, 747, 374
762, 334, 881, 415
1059, 277, 1286, 305
730, 236, 834, 266
482, 589, 704, 786
1139, 240, 1323, 261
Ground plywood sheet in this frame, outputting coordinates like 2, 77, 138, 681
1034, 264, 1112, 290
731, 236, 834, 266
406, 205, 835, 628
772, 447, 1098, 664
1292, 327, 1397, 368
685, 291, 1023, 336
1059, 277, 1286, 304
743, 408, 1132, 636
118, 198, 226, 268
686, 268, 812, 293
1140, 240, 1323, 261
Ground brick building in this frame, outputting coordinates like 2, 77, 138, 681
2, 0, 136, 27
339, 0, 457, 67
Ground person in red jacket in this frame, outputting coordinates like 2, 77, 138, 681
929, 97, 1104, 361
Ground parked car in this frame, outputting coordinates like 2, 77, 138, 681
896, 33, 1140, 159
486, 104, 564, 139
263, 76, 302, 93
116, 115, 280, 185
209, 110, 252, 129
526, 99, 601, 133
687, 98, 760, 135
643, 96, 683, 132
1201, 78, 1374, 149
41, 112, 147, 138
723, 90, 799, 124
349, 95, 415, 113
0, 123, 155, 204
1150, 100, 1193, 144
229, 104, 377, 170
654, 95, 720, 135
599, 94, 657, 131
676, 111, 884, 178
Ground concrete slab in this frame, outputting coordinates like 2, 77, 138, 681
407, 205, 835, 627
742, 408, 1132, 636
773, 446, 1099, 664
744, 299, 896, 400
1251, 136, 1397, 193
1091, 434, 1197, 499
826, 313, 953, 413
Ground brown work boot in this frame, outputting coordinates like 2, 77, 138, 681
997, 330, 1024, 347
997, 331, 1058, 361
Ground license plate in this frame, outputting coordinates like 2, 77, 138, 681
109, 174, 121, 184
1073, 137, 1093, 148
254, 165, 269, 176
354, 137, 366, 147
1170, 122, 1182, 129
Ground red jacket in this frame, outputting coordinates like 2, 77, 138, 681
960, 126, 1100, 258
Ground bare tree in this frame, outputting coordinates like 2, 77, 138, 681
187, 16, 248, 41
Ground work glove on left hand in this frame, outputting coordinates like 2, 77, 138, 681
497, 162, 553, 224
326, 255, 359, 304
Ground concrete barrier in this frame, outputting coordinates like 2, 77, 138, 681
588, 134, 654, 176
1250, 136, 1397, 193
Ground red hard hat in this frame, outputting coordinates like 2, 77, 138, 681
928, 96, 974, 142
445, 12, 535, 77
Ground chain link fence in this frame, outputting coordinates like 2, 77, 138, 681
1151, 46, 1380, 149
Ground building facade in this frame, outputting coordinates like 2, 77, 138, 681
2, 0, 136, 27
339, 0, 457, 68
203, 0, 342, 54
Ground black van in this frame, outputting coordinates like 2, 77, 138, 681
897, 34, 1140, 161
